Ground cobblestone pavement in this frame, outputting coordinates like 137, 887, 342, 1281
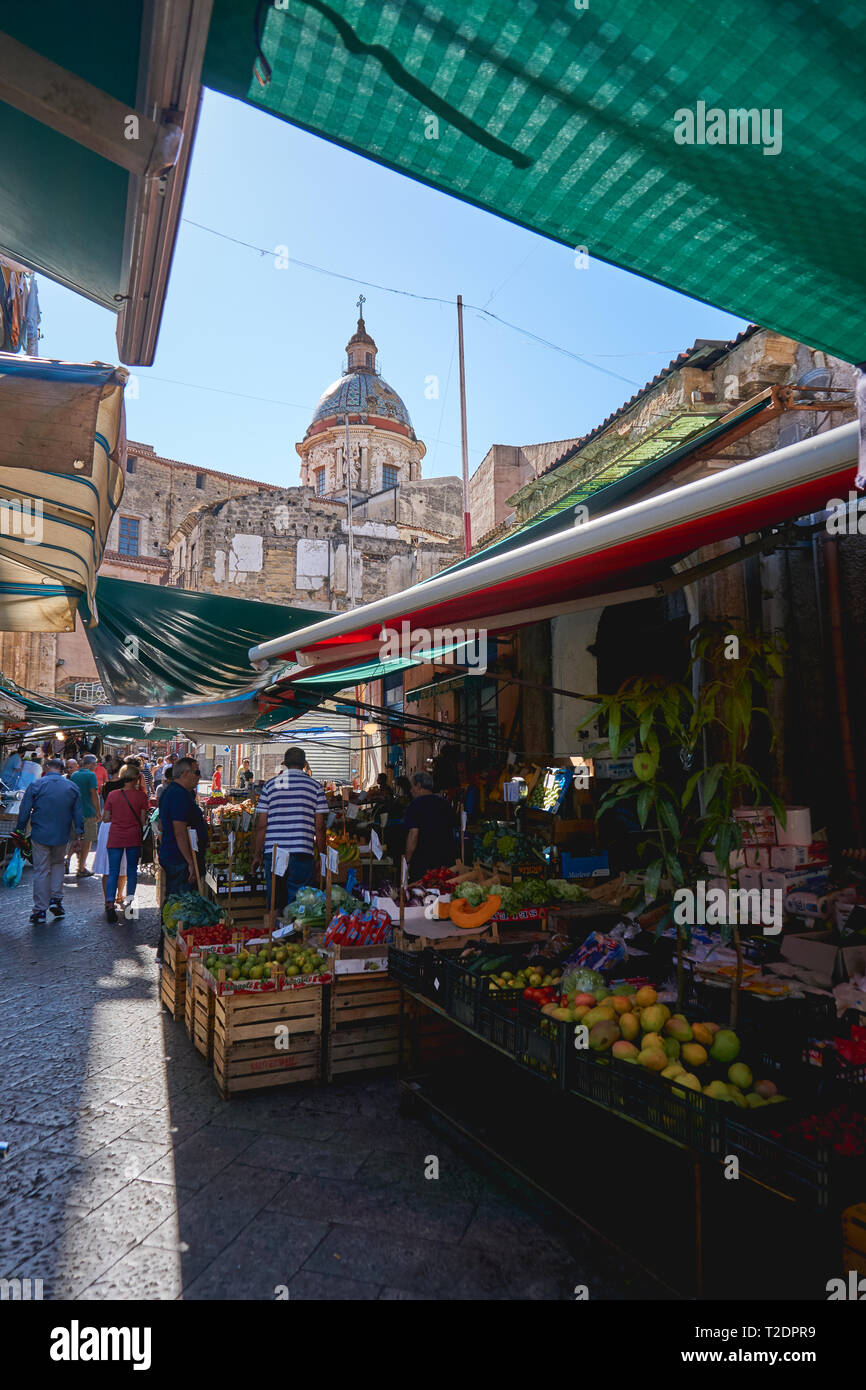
0, 862, 666, 1300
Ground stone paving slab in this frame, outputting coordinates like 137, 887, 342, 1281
0, 864, 665, 1300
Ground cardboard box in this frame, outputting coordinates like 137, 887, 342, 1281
738, 868, 763, 892
762, 868, 825, 894
734, 806, 777, 846
780, 931, 840, 986
770, 845, 815, 869
781, 930, 866, 986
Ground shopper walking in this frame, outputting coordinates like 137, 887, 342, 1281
67, 754, 100, 877
14, 758, 84, 924
251, 746, 327, 910
101, 768, 149, 924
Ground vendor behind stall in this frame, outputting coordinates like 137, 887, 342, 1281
402, 771, 457, 880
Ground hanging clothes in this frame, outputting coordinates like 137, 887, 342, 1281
0, 266, 12, 351
11, 272, 26, 351
24, 277, 40, 355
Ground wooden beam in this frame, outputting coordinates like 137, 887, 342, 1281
0, 30, 177, 177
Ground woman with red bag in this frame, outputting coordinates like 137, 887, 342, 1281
101, 768, 149, 924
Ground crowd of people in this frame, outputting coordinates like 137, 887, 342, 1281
9, 748, 192, 932
7, 741, 480, 943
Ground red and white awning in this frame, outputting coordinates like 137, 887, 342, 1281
249, 421, 858, 675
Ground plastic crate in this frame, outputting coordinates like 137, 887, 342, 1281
388, 943, 426, 992
568, 1052, 727, 1154
443, 958, 489, 1030
723, 1106, 841, 1209
477, 994, 522, 1054
514, 1005, 571, 1087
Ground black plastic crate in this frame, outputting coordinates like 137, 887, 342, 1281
443, 958, 489, 1031
478, 994, 522, 1054
571, 1053, 726, 1154
388, 943, 426, 991
514, 1005, 571, 1087
723, 1104, 849, 1210
425, 948, 461, 1007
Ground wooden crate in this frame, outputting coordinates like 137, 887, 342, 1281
186, 961, 215, 1062
328, 973, 403, 1079
159, 962, 184, 1021
212, 986, 324, 1099
204, 883, 269, 927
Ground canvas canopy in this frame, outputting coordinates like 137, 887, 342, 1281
204, 0, 866, 363
0, 357, 127, 632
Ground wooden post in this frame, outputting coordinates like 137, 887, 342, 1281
267, 844, 277, 933
326, 856, 333, 924
227, 832, 233, 929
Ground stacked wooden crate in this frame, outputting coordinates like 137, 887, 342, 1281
159, 929, 187, 1021
212, 984, 325, 1099
328, 971, 403, 1079
185, 959, 216, 1062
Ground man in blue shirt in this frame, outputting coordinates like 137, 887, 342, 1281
15, 759, 84, 924
158, 755, 202, 897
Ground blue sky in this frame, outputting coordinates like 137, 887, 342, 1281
38, 89, 747, 486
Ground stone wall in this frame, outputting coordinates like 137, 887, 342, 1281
170, 488, 463, 610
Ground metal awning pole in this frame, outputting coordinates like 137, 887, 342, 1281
457, 294, 471, 556
343, 414, 356, 608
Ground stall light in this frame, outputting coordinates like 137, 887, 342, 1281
55, 731, 66, 743
362, 722, 377, 735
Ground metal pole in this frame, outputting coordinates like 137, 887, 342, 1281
343, 414, 356, 608
457, 294, 471, 556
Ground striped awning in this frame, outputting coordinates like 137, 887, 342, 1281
0, 356, 127, 633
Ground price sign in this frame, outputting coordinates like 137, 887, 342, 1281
242, 811, 251, 831
228, 830, 235, 854
380, 812, 388, 829
346, 802, 359, 820
507, 750, 517, 766
274, 847, 290, 877
328, 846, 340, 874
401, 856, 409, 887
188, 827, 198, 851
370, 830, 383, 861
326, 810, 336, 828
504, 780, 521, 803
320, 852, 327, 876
460, 810, 467, 831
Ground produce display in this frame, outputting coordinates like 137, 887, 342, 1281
475, 821, 547, 865
327, 832, 362, 866
208, 798, 257, 825
536, 983, 787, 1108
204, 939, 330, 985
449, 894, 501, 928
452, 876, 588, 914
280, 887, 327, 927
162, 893, 223, 933
206, 830, 254, 874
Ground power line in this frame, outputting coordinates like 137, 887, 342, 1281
181, 218, 647, 388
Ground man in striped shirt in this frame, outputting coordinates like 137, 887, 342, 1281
252, 746, 328, 908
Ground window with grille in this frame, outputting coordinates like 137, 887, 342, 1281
383, 464, 399, 489
315, 469, 326, 496
118, 517, 140, 556
126, 457, 136, 474
196, 473, 205, 489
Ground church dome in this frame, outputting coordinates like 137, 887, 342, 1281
309, 370, 414, 432
303, 309, 416, 440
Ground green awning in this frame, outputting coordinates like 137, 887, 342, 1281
83, 576, 331, 705
204, 1, 866, 362
435, 393, 774, 579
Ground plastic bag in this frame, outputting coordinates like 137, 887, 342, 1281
3, 848, 24, 887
